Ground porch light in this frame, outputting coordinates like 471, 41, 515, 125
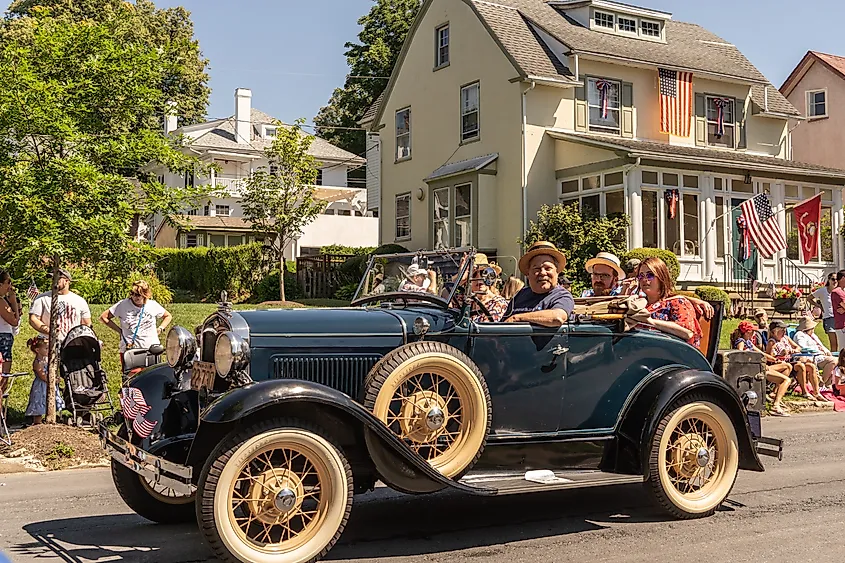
743, 172, 752, 185
416, 186, 426, 201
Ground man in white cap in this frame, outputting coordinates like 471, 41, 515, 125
582, 252, 625, 297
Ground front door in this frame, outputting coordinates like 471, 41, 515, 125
469, 322, 567, 435
731, 199, 758, 281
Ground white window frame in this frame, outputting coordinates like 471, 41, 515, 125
594, 11, 614, 29
806, 89, 827, 119
185, 233, 198, 248
617, 15, 637, 34
395, 192, 411, 241
558, 170, 628, 217
705, 96, 736, 148
263, 125, 277, 138
639, 169, 703, 258
395, 107, 411, 162
431, 182, 475, 248
432, 187, 450, 249
640, 19, 661, 38
215, 204, 231, 217
435, 24, 450, 69
460, 82, 480, 143
587, 77, 622, 135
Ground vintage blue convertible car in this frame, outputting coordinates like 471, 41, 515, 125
101, 248, 782, 563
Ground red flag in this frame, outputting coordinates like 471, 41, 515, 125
794, 193, 822, 264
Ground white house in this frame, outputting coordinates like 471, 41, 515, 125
151, 88, 379, 259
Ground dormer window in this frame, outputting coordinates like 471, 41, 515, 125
594, 11, 614, 29
618, 16, 636, 33
640, 20, 661, 38
263, 125, 277, 138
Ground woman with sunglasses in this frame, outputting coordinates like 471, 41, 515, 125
627, 257, 702, 348
451, 253, 508, 322
100, 281, 172, 360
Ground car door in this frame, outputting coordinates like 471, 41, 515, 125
469, 321, 567, 435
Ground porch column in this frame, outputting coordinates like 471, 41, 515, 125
772, 182, 786, 283
702, 174, 717, 282
834, 186, 845, 269
627, 166, 643, 249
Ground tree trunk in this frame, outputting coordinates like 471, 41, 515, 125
279, 252, 286, 302
46, 262, 61, 424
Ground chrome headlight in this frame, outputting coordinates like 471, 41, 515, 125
166, 326, 196, 368
214, 331, 249, 377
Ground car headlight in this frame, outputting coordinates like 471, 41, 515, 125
214, 331, 249, 377
166, 326, 196, 368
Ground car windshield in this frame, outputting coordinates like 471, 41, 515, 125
353, 249, 470, 305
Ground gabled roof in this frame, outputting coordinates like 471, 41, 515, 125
781, 51, 845, 98
184, 108, 365, 165
358, 91, 384, 125
750, 84, 799, 117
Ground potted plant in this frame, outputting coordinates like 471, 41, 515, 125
773, 285, 803, 313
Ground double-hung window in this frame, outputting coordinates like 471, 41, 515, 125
587, 77, 621, 134
431, 183, 473, 248
706, 96, 734, 148
215, 205, 230, 217
435, 24, 450, 68
460, 83, 480, 142
594, 11, 614, 29
395, 193, 411, 240
395, 108, 411, 161
807, 90, 827, 118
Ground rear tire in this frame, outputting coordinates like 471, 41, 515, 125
111, 460, 196, 524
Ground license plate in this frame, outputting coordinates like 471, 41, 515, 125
191, 361, 216, 391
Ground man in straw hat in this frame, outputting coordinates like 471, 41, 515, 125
582, 252, 625, 297
504, 241, 574, 327
793, 315, 837, 388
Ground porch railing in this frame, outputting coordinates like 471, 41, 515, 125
778, 256, 819, 291
213, 176, 245, 194
723, 254, 756, 318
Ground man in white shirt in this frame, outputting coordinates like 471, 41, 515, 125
29, 269, 92, 345
793, 316, 837, 388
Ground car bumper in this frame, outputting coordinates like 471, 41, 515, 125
99, 424, 194, 495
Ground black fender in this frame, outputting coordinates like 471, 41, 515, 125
123, 364, 199, 453
186, 379, 492, 496
617, 368, 764, 475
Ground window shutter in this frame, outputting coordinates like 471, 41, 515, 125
694, 93, 706, 147
575, 83, 588, 132
197, 233, 204, 246
735, 97, 747, 149
179, 233, 186, 248
621, 82, 634, 138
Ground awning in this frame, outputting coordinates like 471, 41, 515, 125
547, 130, 845, 181
425, 153, 499, 182
313, 186, 364, 203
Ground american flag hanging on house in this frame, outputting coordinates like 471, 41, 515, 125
658, 68, 693, 136
595, 79, 610, 119
740, 194, 787, 258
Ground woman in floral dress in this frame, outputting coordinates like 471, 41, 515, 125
630, 257, 702, 348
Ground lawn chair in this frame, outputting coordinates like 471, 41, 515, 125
1, 372, 28, 446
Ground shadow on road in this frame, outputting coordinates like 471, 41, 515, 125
13, 484, 688, 562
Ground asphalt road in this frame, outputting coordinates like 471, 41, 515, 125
1, 411, 843, 563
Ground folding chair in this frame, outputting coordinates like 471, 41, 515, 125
1, 372, 28, 446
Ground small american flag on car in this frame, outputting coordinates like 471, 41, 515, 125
740, 193, 787, 258
132, 415, 158, 439
120, 387, 151, 421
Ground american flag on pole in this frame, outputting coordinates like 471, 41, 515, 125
26, 281, 39, 301
658, 68, 693, 136
740, 194, 787, 258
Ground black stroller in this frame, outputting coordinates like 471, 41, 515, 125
61, 325, 114, 427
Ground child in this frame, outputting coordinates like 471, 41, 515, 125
834, 351, 845, 395
24, 335, 63, 424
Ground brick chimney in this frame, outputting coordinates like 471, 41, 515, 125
235, 88, 252, 144
164, 101, 178, 134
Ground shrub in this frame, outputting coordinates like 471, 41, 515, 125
338, 243, 410, 287
333, 282, 360, 301
72, 272, 173, 304
695, 285, 731, 311
620, 248, 680, 281
320, 245, 375, 256
153, 244, 268, 300
252, 269, 303, 302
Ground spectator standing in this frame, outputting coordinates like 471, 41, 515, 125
100, 281, 172, 355
24, 335, 64, 424
831, 270, 845, 347
813, 273, 838, 351
29, 269, 91, 345
0, 271, 22, 415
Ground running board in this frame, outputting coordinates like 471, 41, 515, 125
457, 469, 643, 496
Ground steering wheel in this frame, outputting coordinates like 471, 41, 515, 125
469, 294, 495, 322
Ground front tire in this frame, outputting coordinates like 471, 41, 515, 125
197, 419, 353, 563
645, 396, 739, 519
111, 460, 196, 524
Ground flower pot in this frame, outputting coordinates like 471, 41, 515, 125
773, 297, 799, 313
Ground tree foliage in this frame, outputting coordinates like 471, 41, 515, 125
240, 120, 326, 301
6, 0, 210, 126
0, 9, 210, 421
521, 203, 630, 291
314, 0, 421, 155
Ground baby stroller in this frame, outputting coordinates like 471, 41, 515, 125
61, 325, 113, 428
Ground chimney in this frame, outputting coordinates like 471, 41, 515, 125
164, 101, 178, 134
235, 88, 252, 144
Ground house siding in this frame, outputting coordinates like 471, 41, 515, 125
786, 61, 845, 168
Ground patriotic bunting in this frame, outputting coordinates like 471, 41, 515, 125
595, 79, 611, 119
713, 98, 731, 139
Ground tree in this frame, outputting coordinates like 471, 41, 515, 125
240, 120, 326, 302
521, 204, 630, 294
0, 9, 209, 422
314, 0, 421, 156
6, 0, 211, 126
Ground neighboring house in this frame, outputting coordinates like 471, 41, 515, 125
150, 88, 378, 259
362, 0, 845, 285
781, 51, 845, 168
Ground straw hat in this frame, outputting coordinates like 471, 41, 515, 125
474, 253, 502, 276
585, 252, 625, 279
797, 316, 818, 332
518, 241, 567, 276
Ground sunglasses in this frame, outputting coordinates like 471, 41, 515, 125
130, 292, 144, 299
636, 272, 656, 282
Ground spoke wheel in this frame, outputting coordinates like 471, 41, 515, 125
198, 420, 352, 563
646, 398, 739, 519
364, 342, 491, 479
140, 477, 194, 506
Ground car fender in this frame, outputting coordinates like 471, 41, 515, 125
123, 364, 198, 451
617, 368, 764, 474
188, 379, 492, 495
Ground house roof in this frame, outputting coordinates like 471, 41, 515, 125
358, 91, 384, 125
185, 108, 365, 165
425, 153, 499, 181
175, 216, 255, 232
547, 130, 845, 179
781, 51, 845, 98
749, 84, 799, 117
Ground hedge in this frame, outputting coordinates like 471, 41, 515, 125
153, 244, 268, 300
695, 285, 731, 312
620, 248, 680, 280
72, 272, 173, 305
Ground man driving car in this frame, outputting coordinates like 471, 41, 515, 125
504, 241, 574, 327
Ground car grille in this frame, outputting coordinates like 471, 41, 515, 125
271, 355, 382, 399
